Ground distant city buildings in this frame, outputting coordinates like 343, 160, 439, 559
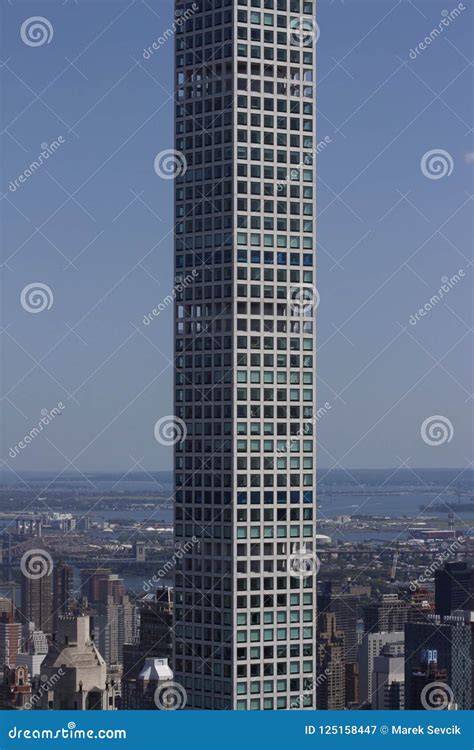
316, 612, 345, 709
318, 581, 359, 663
358, 631, 404, 708
39, 615, 116, 710
0, 665, 32, 709
131, 657, 174, 710
364, 593, 409, 634
88, 574, 138, 670
122, 587, 173, 709
52, 561, 74, 630
408, 662, 450, 710
80, 568, 113, 606
0, 612, 22, 669
20, 562, 52, 635
14, 624, 49, 682
372, 643, 405, 710
405, 614, 472, 710
435, 561, 473, 617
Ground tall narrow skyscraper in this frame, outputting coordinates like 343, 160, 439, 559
173, 0, 317, 710
20, 566, 52, 635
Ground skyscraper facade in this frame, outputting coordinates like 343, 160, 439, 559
316, 612, 345, 709
405, 615, 472, 710
173, 0, 317, 709
435, 562, 473, 617
20, 568, 52, 635
52, 560, 74, 631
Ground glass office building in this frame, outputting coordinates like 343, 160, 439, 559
173, 0, 317, 710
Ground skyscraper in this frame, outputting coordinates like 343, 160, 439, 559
80, 568, 113, 606
435, 562, 473, 617
358, 631, 404, 708
40, 616, 116, 710
318, 581, 358, 663
122, 588, 174, 709
405, 614, 472, 710
52, 561, 74, 631
316, 612, 345, 709
20, 567, 52, 635
372, 643, 405, 710
173, 0, 317, 709
0, 612, 22, 669
93, 592, 138, 669
364, 593, 409, 634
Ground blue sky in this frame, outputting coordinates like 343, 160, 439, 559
1, 0, 473, 474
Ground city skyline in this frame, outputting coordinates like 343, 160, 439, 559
0, 0, 473, 723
